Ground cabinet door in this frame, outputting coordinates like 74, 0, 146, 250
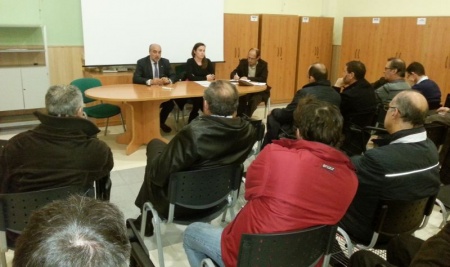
260, 15, 299, 103
296, 17, 334, 89
0, 68, 24, 111
215, 14, 259, 79
21, 66, 49, 109
420, 17, 450, 104
340, 17, 386, 83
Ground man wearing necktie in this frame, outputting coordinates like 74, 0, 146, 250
133, 43, 177, 133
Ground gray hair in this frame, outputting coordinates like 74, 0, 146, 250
13, 195, 131, 267
45, 85, 84, 117
203, 80, 239, 116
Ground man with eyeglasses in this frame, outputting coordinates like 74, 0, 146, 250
338, 90, 440, 246
230, 48, 271, 117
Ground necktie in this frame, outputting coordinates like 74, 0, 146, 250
154, 62, 159, 78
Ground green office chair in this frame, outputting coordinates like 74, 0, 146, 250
70, 78, 125, 135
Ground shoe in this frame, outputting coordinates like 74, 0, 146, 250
129, 215, 154, 237
160, 123, 171, 133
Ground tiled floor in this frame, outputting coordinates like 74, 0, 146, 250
0, 105, 445, 267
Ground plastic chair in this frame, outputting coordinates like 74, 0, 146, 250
435, 185, 450, 228
139, 164, 243, 267
0, 185, 94, 266
341, 108, 379, 156
70, 78, 125, 136
332, 194, 436, 265
201, 225, 337, 267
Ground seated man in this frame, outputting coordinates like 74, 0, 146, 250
13, 195, 131, 267
262, 63, 340, 147
339, 90, 441, 245
406, 61, 442, 110
0, 84, 113, 193
133, 43, 178, 133
230, 48, 271, 118
349, 223, 450, 267
133, 80, 257, 236
183, 97, 358, 267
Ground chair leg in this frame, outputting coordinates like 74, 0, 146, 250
119, 113, 126, 133
104, 118, 109, 136
0, 252, 6, 267
264, 97, 271, 119
337, 227, 354, 256
143, 202, 165, 267
436, 199, 449, 228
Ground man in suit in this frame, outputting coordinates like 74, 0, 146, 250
230, 48, 270, 117
133, 43, 177, 133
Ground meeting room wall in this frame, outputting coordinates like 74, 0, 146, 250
0, 0, 449, 93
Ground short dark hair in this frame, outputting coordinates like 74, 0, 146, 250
308, 63, 328, 81
346, 61, 366, 80
406, 61, 426, 76
387, 57, 406, 77
203, 80, 239, 116
293, 96, 343, 148
394, 90, 428, 126
13, 196, 131, 267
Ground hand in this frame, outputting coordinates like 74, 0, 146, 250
153, 78, 163, 85
206, 74, 215, 81
437, 107, 450, 114
161, 77, 170, 85
241, 76, 248, 81
233, 74, 240, 80
334, 77, 345, 88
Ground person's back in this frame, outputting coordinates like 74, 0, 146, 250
339, 90, 441, 244
221, 97, 358, 266
0, 85, 113, 193
375, 58, 411, 105
13, 195, 130, 267
406, 61, 442, 109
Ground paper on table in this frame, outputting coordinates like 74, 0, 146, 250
194, 81, 211, 87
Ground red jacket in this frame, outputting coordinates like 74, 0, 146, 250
221, 139, 358, 267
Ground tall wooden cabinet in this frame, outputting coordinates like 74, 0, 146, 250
260, 15, 299, 104
214, 14, 259, 79
340, 17, 450, 103
296, 17, 334, 89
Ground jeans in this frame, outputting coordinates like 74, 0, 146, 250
183, 222, 225, 267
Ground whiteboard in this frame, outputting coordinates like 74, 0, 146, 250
81, 0, 224, 66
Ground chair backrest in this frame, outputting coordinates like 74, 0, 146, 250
70, 78, 102, 104
424, 122, 448, 149
341, 108, 379, 156
444, 93, 450, 108
0, 185, 94, 233
168, 164, 242, 210
237, 225, 337, 267
175, 64, 187, 81
374, 195, 436, 237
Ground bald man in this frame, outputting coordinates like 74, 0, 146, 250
339, 90, 441, 244
133, 43, 177, 133
262, 63, 340, 147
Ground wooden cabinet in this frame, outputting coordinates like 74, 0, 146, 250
296, 17, 334, 89
340, 17, 450, 104
215, 14, 260, 79
260, 15, 299, 104
0, 25, 49, 112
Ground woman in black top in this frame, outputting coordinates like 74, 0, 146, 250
179, 43, 215, 122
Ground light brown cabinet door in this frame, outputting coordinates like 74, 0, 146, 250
214, 14, 259, 80
296, 17, 334, 89
260, 14, 299, 103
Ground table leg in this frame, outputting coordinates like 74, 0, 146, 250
116, 100, 167, 155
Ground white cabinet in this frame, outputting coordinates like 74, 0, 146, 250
0, 25, 49, 111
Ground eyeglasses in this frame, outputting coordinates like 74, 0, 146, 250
384, 67, 393, 71
384, 105, 398, 112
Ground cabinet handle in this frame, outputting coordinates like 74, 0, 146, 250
399, 52, 401, 58
446, 56, 448, 69
280, 47, 282, 57
354, 49, 357, 58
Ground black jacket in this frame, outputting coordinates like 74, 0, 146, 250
0, 111, 113, 193
133, 56, 177, 84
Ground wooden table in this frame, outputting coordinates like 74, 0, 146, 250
85, 81, 266, 155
